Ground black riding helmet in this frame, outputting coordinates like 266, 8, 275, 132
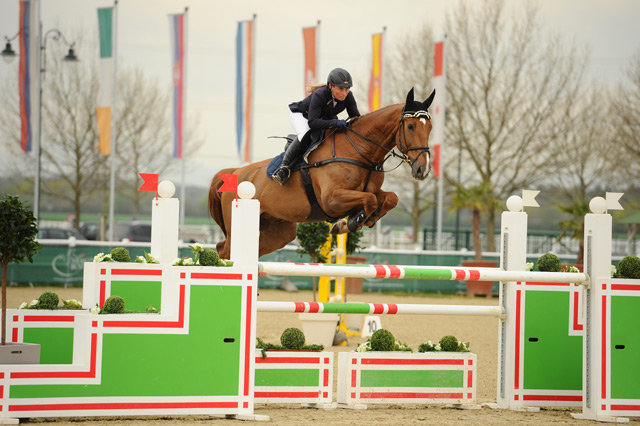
327, 68, 353, 88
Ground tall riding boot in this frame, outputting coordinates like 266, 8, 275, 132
271, 134, 307, 186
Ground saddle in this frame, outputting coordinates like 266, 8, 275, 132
266, 130, 339, 222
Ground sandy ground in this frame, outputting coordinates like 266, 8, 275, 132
6, 286, 638, 425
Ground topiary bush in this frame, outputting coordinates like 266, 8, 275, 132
102, 295, 125, 314
38, 291, 60, 309
439, 335, 460, 352
199, 248, 220, 266
280, 327, 306, 349
110, 247, 130, 262
370, 329, 395, 351
536, 253, 561, 272
618, 255, 640, 279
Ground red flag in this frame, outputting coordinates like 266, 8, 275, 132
138, 173, 159, 192
302, 25, 317, 95
218, 174, 238, 193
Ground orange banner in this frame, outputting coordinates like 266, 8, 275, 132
302, 26, 317, 95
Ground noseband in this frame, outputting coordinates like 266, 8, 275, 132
397, 110, 432, 167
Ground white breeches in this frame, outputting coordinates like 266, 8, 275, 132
289, 111, 310, 141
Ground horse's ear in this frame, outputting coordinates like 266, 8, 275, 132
423, 89, 436, 109
405, 88, 415, 106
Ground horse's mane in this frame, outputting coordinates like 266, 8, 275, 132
350, 103, 403, 133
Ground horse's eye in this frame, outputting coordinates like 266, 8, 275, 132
407, 123, 415, 131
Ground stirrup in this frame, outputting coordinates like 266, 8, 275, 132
271, 166, 291, 186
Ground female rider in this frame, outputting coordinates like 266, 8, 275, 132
271, 67, 360, 185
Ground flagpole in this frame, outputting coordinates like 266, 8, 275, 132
107, 0, 118, 241
34, 1, 42, 223
179, 7, 188, 227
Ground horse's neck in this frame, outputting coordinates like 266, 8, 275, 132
352, 104, 402, 159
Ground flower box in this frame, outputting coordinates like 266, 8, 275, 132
254, 350, 334, 408
337, 351, 477, 408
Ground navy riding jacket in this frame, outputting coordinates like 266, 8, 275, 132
288, 85, 360, 131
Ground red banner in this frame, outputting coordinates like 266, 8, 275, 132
368, 33, 383, 112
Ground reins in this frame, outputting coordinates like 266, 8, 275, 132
301, 110, 431, 191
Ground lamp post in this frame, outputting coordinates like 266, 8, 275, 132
2, 29, 77, 223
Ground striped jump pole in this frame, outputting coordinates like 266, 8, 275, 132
257, 301, 505, 318
258, 262, 588, 285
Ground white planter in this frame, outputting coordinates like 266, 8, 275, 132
0, 342, 41, 364
337, 351, 478, 408
298, 313, 339, 347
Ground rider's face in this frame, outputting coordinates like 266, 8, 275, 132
330, 85, 350, 101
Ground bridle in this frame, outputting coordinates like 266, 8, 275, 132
397, 109, 432, 167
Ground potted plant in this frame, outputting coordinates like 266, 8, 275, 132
0, 194, 43, 363
296, 222, 334, 302
254, 328, 334, 407
450, 183, 498, 296
337, 329, 477, 408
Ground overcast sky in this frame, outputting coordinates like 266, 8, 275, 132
1, 0, 639, 187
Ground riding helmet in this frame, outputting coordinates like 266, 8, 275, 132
327, 68, 353, 88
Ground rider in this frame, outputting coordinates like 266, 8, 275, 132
271, 67, 361, 185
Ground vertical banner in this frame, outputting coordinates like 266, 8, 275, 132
169, 11, 187, 159
367, 32, 383, 112
433, 38, 446, 251
235, 16, 256, 165
302, 23, 318, 95
432, 40, 446, 179
97, 6, 115, 156
18, 0, 40, 153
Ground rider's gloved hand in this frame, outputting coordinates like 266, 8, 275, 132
335, 119, 348, 129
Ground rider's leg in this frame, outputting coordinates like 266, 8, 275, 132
271, 131, 311, 186
289, 111, 310, 140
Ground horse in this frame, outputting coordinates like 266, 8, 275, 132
208, 87, 435, 259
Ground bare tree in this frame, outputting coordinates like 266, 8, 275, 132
444, 0, 587, 251
549, 88, 610, 264
608, 52, 640, 184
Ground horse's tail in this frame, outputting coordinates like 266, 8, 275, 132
208, 168, 235, 237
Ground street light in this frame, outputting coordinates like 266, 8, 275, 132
2, 29, 78, 223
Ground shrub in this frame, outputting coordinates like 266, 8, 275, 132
370, 329, 395, 351
536, 253, 561, 272
38, 291, 59, 309
102, 295, 125, 314
110, 247, 130, 263
618, 255, 640, 279
418, 341, 437, 352
199, 248, 220, 266
280, 327, 305, 349
439, 335, 460, 352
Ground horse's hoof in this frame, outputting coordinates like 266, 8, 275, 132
347, 210, 366, 232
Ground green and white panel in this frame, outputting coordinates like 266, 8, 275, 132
0, 263, 259, 420
510, 281, 583, 407
596, 278, 640, 418
337, 352, 476, 406
254, 351, 333, 404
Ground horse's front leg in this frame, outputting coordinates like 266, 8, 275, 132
323, 189, 378, 233
363, 190, 399, 228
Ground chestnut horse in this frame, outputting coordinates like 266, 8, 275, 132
208, 88, 435, 259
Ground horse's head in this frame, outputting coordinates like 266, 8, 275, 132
397, 88, 436, 180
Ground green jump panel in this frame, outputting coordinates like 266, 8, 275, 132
360, 369, 463, 388
110, 280, 162, 312
255, 369, 319, 387
611, 295, 640, 399
11, 284, 242, 398
23, 328, 74, 365
523, 291, 582, 391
